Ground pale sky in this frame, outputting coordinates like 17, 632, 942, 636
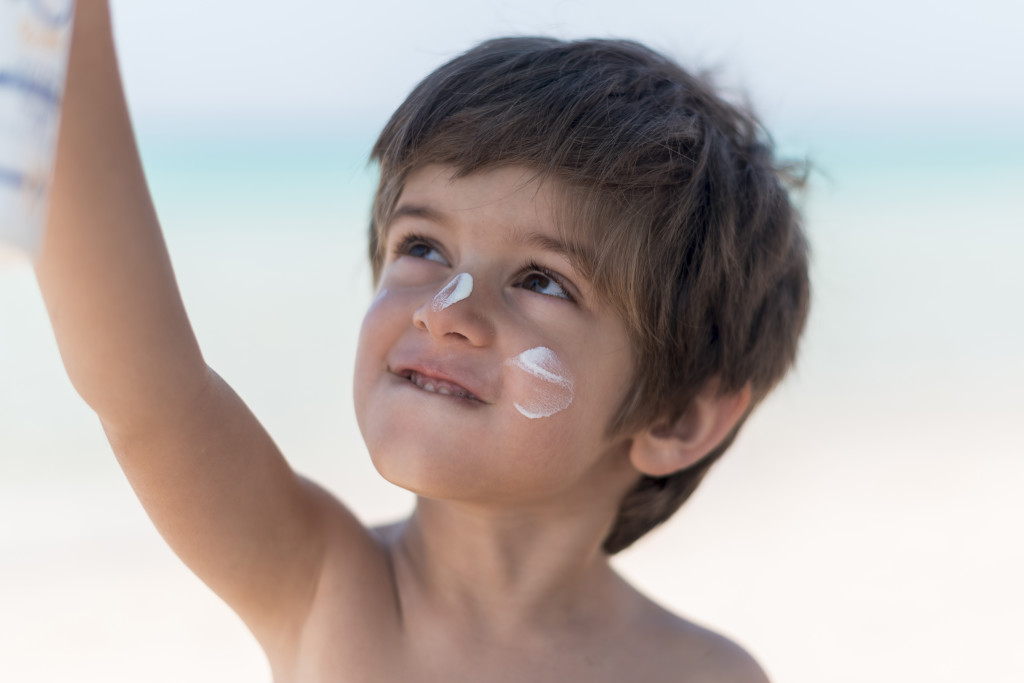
109, 0, 1023, 133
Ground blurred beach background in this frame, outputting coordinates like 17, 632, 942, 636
1, 0, 1022, 681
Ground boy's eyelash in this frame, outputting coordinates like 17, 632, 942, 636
390, 237, 576, 302
521, 260, 577, 303
393, 232, 438, 257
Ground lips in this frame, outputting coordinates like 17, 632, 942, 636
393, 364, 483, 402
406, 370, 478, 400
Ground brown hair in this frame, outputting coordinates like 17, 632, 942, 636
369, 37, 810, 553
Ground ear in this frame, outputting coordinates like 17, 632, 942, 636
628, 381, 752, 478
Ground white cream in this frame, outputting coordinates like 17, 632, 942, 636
507, 346, 574, 419
432, 272, 473, 311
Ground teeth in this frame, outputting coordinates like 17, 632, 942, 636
409, 371, 474, 400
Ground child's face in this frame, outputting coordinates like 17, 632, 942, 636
354, 164, 639, 506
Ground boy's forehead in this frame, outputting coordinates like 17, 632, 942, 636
393, 164, 558, 219
388, 164, 599, 260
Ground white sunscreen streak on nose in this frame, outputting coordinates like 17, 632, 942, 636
507, 346, 574, 419
432, 272, 473, 312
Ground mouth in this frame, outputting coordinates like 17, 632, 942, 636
401, 369, 479, 401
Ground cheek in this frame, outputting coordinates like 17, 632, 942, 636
504, 366, 574, 420
504, 346, 575, 420
353, 292, 401, 408
357, 286, 406, 349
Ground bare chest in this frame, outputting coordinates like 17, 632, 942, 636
281, 602, 693, 683
287, 632, 671, 683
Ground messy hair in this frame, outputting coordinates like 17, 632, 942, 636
369, 37, 810, 553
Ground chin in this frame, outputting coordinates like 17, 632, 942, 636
362, 428, 500, 502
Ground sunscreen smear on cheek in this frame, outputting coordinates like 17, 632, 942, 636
432, 272, 473, 311
507, 346, 574, 419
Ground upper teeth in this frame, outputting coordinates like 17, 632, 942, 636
410, 371, 475, 400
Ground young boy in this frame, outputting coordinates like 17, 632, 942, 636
36, 2, 808, 681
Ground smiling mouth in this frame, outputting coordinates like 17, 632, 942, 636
404, 370, 478, 401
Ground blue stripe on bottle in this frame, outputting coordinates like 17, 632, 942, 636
24, 0, 76, 28
0, 167, 27, 188
0, 71, 61, 108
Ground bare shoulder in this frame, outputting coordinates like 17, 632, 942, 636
671, 618, 770, 683
629, 597, 770, 683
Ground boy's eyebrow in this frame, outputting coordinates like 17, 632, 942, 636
388, 203, 597, 275
388, 202, 447, 227
506, 228, 597, 275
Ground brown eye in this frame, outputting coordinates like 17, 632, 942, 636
519, 269, 571, 300
409, 243, 437, 259
396, 234, 448, 265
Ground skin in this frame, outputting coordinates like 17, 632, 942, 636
32, 2, 769, 681
356, 164, 639, 507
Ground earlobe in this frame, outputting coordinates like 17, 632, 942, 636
628, 382, 752, 478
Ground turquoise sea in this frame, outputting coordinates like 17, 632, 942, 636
1, 122, 1022, 682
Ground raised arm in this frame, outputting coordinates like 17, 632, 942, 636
35, 2, 203, 421
33, 1, 375, 658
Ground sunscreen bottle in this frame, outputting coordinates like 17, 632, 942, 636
0, 0, 75, 261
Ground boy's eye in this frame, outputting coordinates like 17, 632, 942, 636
517, 267, 572, 301
396, 234, 448, 265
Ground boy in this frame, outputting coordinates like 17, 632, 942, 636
36, 2, 808, 681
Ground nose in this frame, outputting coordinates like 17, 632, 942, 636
413, 272, 495, 346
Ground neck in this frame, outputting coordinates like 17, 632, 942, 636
389, 493, 632, 635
